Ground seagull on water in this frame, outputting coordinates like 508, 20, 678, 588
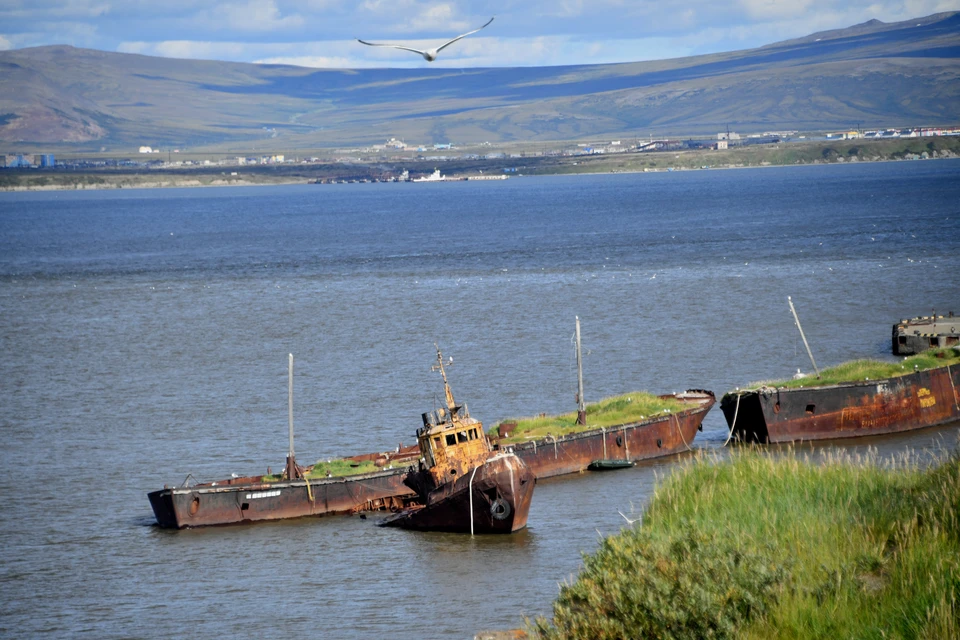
357, 17, 494, 62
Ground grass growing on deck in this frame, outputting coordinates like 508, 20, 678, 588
306, 459, 381, 478
530, 446, 960, 640
260, 458, 389, 482
737, 347, 960, 394
491, 392, 688, 443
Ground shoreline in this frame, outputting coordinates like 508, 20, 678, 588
3, 138, 959, 192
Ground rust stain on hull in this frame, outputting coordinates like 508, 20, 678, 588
148, 468, 416, 529
505, 390, 715, 479
721, 365, 960, 444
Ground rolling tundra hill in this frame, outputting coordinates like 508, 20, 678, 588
0, 11, 958, 150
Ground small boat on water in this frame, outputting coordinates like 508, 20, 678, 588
721, 348, 960, 443
381, 347, 535, 534
490, 318, 715, 479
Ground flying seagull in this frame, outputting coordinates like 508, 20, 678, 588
358, 17, 494, 62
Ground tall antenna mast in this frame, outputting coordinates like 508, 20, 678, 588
788, 297, 821, 379
432, 344, 456, 411
575, 316, 586, 425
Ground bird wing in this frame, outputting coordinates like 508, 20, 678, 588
356, 39, 426, 55
434, 16, 494, 54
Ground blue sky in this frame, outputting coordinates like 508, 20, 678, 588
1, 0, 957, 68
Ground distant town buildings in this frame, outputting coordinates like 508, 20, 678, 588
0, 153, 55, 168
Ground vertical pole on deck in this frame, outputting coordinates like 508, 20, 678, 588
285, 353, 298, 479
788, 297, 821, 379
288, 353, 295, 460
575, 316, 586, 425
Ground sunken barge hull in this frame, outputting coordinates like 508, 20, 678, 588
149, 467, 416, 529
381, 453, 535, 534
720, 366, 960, 444
505, 390, 715, 479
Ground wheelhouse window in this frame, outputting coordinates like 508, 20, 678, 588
445, 433, 457, 446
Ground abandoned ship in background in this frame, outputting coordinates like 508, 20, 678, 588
893, 312, 959, 355
720, 350, 960, 443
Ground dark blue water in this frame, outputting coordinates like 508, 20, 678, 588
1, 161, 959, 638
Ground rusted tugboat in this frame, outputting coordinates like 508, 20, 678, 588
381, 348, 535, 534
720, 349, 960, 443
490, 318, 715, 479
148, 355, 419, 529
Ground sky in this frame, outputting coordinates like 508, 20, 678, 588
0, 0, 958, 68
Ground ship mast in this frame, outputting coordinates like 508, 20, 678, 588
788, 297, 821, 379
285, 353, 302, 480
432, 344, 457, 411
575, 316, 586, 425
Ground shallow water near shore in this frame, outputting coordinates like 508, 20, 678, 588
1, 161, 959, 638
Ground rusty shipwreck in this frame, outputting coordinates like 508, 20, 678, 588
721, 348, 960, 444
148, 354, 419, 529
380, 347, 535, 534
497, 390, 714, 478
490, 318, 715, 479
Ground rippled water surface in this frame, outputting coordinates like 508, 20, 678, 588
2, 162, 959, 637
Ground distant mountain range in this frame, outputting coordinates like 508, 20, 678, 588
1, 12, 958, 150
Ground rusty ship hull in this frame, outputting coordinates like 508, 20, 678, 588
504, 390, 715, 479
149, 467, 416, 529
381, 453, 535, 534
720, 365, 960, 444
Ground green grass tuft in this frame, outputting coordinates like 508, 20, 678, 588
530, 446, 960, 639
491, 392, 688, 443
306, 459, 382, 478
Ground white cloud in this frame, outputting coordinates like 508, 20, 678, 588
118, 40, 255, 60
255, 55, 376, 68
737, 0, 816, 21
7, 0, 960, 65
0, 35, 12, 50
198, 0, 304, 32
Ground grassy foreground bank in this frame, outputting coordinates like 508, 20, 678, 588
530, 446, 960, 639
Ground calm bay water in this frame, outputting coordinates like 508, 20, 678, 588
1, 161, 959, 638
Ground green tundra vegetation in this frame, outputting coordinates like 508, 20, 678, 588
530, 446, 960, 639
261, 457, 400, 482
491, 392, 688, 443
728, 348, 960, 398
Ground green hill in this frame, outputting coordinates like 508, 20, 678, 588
1, 11, 958, 150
